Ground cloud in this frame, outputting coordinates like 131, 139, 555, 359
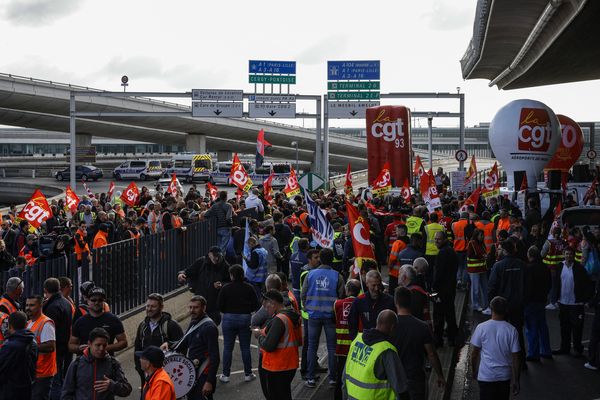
1, 56, 83, 82
3, 0, 83, 26
297, 35, 348, 65
422, 1, 473, 31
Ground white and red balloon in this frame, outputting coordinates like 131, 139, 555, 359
544, 114, 584, 172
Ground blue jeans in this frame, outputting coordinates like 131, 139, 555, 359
469, 272, 488, 310
221, 313, 253, 376
307, 317, 336, 381
217, 227, 232, 252
524, 302, 551, 358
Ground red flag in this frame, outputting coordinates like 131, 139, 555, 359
256, 129, 272, 169
460, 187, 481, 213
400, 178, 411, 203
419, 170, 442, 212
106, 182, 116, 201
167, 173, 178, 194
206, 182, 218, 202
482, 162, 500, 198
18, 189, 51, 229
465, 155, 477, 184
371, 161, 392, 197
82, 180, 95, 199
344, 164, 353, 196
120, 182, 140, 207
345, 200, 376, 276
284, 167, 301, 198
561, 172, 568, 198
520, 173, 528, 191
554, 199, 562, 220
413, 156, 425, 179
236, 188, 243, 202
230, 153, 253, 192
65, 185, 80, 213
263, 172, 275, 202
583, 178, 598, 205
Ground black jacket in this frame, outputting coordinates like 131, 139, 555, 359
134, 312, 183, 372
0, 250, 15, 272
0, 329, 37, 398
556, 262, 594, 304
525, 259, 551, 304
42, 292, 73, 355
488, 255, 527, 312
178, 315, 220, 387
433, 244, 458, 296
0, 229, 16, 257
184, 256, 230, 312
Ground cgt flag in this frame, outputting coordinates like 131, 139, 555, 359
230, 153, 253, 192
284, 167, 301, 198
121, 182, 140, 207
206, 182, 218, 202
465, 155, 477, 184
482, 163, 500, 198
255, 129, 272, 169
304, 191, 334, 248
460, 187, 481, 213
413, 155, 425, 179
371, 161, 392, 197
263, 171, 275, 202
344, 164, 353, 196
345, 200, 376, 276
18, 189, 51, 229
400, 178, 411, 203
65, 185, 80, 213
420, 169, 442, 212
167, 173, 178, 194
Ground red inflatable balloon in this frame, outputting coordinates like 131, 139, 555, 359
545, 114, 584, 172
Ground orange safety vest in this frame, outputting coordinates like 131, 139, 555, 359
388, 240, 407, 278
287, 290, 300, 314
452, 219, 469, 252
19, 246, 37, 266
0, 297, 17, 315
299, 213, 310, 234
261, 313, 302, 372
482, 222, 494, 253
142, 367, 176, 400
73, 229, 90, 261
92, 230, 108, 249
0, 312, 8, 346
172, 216, 183, 229
28, 314, 57, 378
496, 217, 510, 238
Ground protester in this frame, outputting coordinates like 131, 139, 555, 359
348, 270, 395, 338
333, 279, 360, 400
432, 231, 458, 347
0, 276, 24, 314
136, 346, 176, 400
524, 246, 552, 361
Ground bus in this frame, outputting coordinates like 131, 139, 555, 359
163, 154, 212, 183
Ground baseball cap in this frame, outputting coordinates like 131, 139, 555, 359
262, 289, 284, 304
135, 345, 165, 368
88, 287, 106, 299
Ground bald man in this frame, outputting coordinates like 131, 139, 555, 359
343, 310, 409, 399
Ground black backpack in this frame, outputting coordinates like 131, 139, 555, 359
333, 234, 345, 260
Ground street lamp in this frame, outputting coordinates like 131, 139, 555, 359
291, 141, 299, 173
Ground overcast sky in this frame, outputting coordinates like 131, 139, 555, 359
1, 0, 599, 129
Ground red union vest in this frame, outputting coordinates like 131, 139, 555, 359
334, 296, 355, 356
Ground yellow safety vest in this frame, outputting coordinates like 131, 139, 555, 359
406, 216, 423, 238
424, 223, 444, 256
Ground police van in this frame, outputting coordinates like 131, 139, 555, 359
252, 162, 291, 188
112, 160, 163, 181
211, 161, 252, 185
164, 154, 212, 183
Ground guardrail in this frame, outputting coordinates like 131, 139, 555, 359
0, 219, 217, 316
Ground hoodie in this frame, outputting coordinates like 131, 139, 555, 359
61, 348, 132, 400
134, 312, 184, 373
0, 329, 37, 397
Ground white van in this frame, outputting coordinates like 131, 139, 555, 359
211, 161, 252, 185
252, 162, 291, 188
113, 160, 163, 181
164, 154, 212, 183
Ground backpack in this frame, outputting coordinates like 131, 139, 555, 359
38, 235, 56, 257
333, 234, 345, 260
136, 318, 170, 349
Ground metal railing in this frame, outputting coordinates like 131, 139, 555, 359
0, 219, 217, 316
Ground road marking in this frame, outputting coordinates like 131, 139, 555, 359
229, 368, 258, 376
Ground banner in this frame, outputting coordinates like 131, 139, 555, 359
167, 173, 178, 194
121, 182, 140, 207
230, 153, 253, 192
18, 189, 51, 229
263, 172, 274, 202
344, 164, 353, 196
400, 178, 411, 203
284, 167, 301, 198
106, 182, 115, 201
242, 218, 251, 273
366, 106, 411, 187
206, 182, 218, 202
545, 114, 584, 172
465, 155, 477, 184
419, 170, 441, 212
304, 192, 334, 248
65, 185, 80, 213
459, 187, 481, 213
482, 163, 500, 199
82, 180, 95, 199
345, 200, 376, 275
371, 161, 392, 197
255, 129, 272, 169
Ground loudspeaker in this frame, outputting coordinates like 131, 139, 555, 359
572, 164, 590, 182
547, 170, 562, 190
513, 171, 526, 190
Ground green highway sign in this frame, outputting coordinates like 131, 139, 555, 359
327, 81, 380, 91
328, 91, 380, 100
298, 172, 326, 192
249, 75, 296, 84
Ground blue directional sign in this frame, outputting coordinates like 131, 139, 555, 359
328, 60, 380, 80
249, 60, 296, 74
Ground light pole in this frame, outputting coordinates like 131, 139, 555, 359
427, 115, 433, 171
291, 141, 299, 173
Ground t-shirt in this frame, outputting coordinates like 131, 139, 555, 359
391, 314, 432, 380
470, 319, 520, 382
27, 319, 56, 343
72, 312, 124, 346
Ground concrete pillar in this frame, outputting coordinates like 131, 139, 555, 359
217, 150, 232, 162
186, 133, 206, 153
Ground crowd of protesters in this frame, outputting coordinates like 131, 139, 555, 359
0, 167, 598, 400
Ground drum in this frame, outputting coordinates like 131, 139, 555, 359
163, 351, 197, 399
